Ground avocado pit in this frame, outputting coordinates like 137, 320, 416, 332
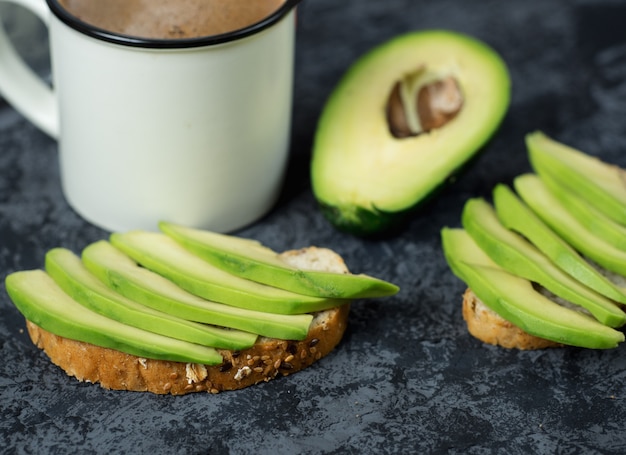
386, 66, 463, 138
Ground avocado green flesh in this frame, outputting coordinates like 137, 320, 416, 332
82, 240, 313, 341
159, 222, 399, 299
5, 270, 224, 364
462, 198, 626, 327
110, 231, 345, 315
45, 248, 257, 351
527, 131, 626, 225
540, 172, 626, 252
311, 30, 510, 235
441, 229, 624, 349
493, 182, 626, 305
515, 174, 626, 278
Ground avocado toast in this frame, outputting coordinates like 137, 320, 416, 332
442, 132, 626, 349
6, 228, 398, 394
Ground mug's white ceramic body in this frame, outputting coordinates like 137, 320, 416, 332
0, 0, 296, 232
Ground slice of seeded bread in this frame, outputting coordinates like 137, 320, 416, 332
24, 247, 351, 395
462, 288, 563, 350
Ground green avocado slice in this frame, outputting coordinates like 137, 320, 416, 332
515, 174, 626, 278
493, 183, 626, 305
45, 248, 258, 351
527, 131, 626, 226
82, 240, 313, 340
462, 198, 626, 327
540, 171, 626, 252
159, 222, 399, 299
110, 231, 345, 315
441, 228, 624, 349
5, 270, 223, 364
311, 30, 510, 236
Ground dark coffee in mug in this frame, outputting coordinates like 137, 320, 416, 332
58, 0, 286, 39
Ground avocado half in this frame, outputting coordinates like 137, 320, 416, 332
311, 30, 511, 236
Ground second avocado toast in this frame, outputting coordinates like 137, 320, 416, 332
443, 132, 626, 349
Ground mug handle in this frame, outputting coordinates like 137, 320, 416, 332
0, 0, 58, 138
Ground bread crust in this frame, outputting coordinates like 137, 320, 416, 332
462, 288, 562, 350
23, 246, 352, 394
26, 304, 350, 394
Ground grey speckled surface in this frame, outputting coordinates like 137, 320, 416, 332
2, 0, 626, 453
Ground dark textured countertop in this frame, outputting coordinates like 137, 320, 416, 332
2, 1, 626, 453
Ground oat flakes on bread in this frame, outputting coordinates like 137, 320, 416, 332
462, 288, 562, 350
23, 247, 351, 395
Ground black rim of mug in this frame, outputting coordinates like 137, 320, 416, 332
45, 0, 299, 48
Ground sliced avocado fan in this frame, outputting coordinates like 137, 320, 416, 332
461, 197, 626, 328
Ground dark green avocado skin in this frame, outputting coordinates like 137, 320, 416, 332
318, 202, 401, 237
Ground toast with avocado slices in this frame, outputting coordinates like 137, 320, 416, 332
7, 233, 398, 395
444, 132, 626, 350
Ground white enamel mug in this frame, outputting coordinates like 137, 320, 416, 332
0, 0, 299, 232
